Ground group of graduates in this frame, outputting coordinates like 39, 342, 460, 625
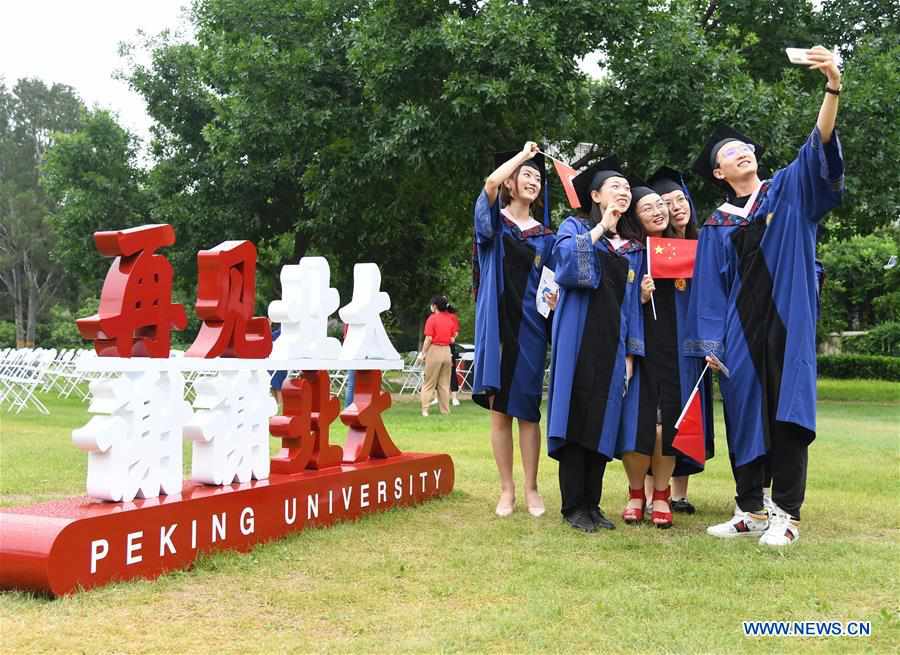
471, 47, 844, 547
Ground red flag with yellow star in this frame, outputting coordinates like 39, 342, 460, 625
646, 237, 697, 279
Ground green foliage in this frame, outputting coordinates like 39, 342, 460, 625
842, 321, 900, 357
0, 320, 15, 347
818, 231, 898, 332
38, 0, 900, 345
38, 296, 99, 350
42, 110, 149, 283
1, 79, 85, 343
817, 354, 900, 381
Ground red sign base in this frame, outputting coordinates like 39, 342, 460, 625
0, 452, 453, 596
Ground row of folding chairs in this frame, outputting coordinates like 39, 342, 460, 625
0, 347, 62, 414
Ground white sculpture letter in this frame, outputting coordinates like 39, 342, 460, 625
72, 371, 192, 502
338, 263, 401, 361
268, 256, 341, 359
185, 370, 276, 485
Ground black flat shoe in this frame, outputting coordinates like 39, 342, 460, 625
671, 498, 696, 514
590, 508, 616, 530
564, 509, 597, 533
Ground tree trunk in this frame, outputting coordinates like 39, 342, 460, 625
0, 264, 28, 347
26, 277, 37, 347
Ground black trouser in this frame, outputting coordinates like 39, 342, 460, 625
731, 422, 809, 520
557, 443, 608, 517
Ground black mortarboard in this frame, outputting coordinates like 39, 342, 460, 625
494, 150, 546, 176
493, 149, 550, 226
571, 155, 626, 211
648, 166, 688, 196
692, 125, 764, 188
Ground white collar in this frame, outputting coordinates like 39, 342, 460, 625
716, 182, 763, 219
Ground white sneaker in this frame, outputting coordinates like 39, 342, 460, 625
707, 509, 769, 538
759, 507, 800, 547
430, 399, 438, 406
451, 398, 460, 407
763, 491, 776, 515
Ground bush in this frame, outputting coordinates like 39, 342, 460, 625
842, 321, 900, 356
816, 354, 900, 381
0, 321, 16, 347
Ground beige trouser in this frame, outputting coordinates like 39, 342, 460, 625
421, 345, 452, 413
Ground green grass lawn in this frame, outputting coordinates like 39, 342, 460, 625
1, 382, 898, 654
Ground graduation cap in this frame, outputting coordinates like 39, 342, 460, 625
571, 155, 627, 211
692, 125, 765, 190
628, 181, 658, 208
649, 165, 698, 226
648, 166, 688, 196
493, 149, 550, 226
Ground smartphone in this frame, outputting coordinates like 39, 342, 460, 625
785, 48, 811, 65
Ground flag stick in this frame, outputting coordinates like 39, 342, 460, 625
537, 149, 570, 166
646, 237, 657, 320
674, 363, 710, 428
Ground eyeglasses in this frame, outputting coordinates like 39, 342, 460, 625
638, 200, 667, 215
719, 143, 756, 161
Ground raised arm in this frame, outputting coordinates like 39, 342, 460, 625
484, 141, 540, 206
806, 46, 842, 144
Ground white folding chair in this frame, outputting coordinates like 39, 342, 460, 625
398, 351, 425, 395
2, 348, 57, 414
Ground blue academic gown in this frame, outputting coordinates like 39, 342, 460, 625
547, 217, 645, 461
684, 127, 844, 467
617, 269, 715, 475
472, 190, 555, 422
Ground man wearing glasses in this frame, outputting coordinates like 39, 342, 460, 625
685, 46, 844, 547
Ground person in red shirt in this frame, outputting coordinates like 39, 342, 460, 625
418, 295, 459, 416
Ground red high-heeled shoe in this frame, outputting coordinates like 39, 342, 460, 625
622, 487, 645, 524
652, 486, 673, 529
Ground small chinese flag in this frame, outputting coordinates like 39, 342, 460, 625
554, 159, 580, 209
647, 237, 697, 279
673, 380, 706, 465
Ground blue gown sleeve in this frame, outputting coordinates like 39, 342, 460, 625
474, 189, 501, 244
684, 227, 727, 361
625, 252, 645, 357
776, 127, 845, 223
552, 217, 601, 289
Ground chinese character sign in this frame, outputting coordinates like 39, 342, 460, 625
187, 240, 273, 359
77, 224, 187, 357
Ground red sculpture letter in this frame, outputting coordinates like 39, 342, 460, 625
186, 240, 272, 358
270, 371, 343, 473
77, 224, 186, 357
340, 371, 401, 463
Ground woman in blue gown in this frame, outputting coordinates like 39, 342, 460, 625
547, 155, 644, 533
472, 142, 556, 518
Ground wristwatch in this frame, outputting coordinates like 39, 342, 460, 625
825, 83, 842, 96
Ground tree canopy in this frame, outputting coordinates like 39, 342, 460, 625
5, 0, 899, 345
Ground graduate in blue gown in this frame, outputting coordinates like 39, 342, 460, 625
472, 142, 556, 518
547, 155, 644, 533
645, 167, 716, 515
685, 46, 844, 547
616, 185, 688, 528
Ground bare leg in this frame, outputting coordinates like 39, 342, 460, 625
517, 418, 544, 514
651, 426, 675, 514
623, 452, 651, 511
490, 410, 515, 514
672, 475, 689, 500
